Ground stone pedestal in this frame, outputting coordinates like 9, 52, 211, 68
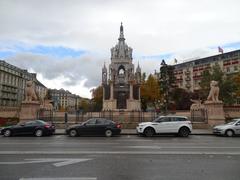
19, 101, 40, 122
102, 100, 117, 111
127, 99, 141, 111
204, 101, 225, 126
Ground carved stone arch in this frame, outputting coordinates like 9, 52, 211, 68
118, 65, 125, 75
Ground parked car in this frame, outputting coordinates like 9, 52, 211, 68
136, 115, 192, 137
213, 119, 240, 137
1, 120, 55, 137
66, 118, 121, 137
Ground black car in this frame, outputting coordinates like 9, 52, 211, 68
66, 118, 121, 137
1, 120, 55, 137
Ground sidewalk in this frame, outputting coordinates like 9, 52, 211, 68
55, 128, 213, 135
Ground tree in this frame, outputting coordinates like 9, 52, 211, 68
79, 99, 90, 112
199, 64, 237, 105
171, 88, 193, 110
91, 85, 103, 111
233, 72, 240, 97
159, 60, 175, 113
141, 74, 162, 111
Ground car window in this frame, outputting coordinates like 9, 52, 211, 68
25, 121, 36, 126
86, 119, 96, 125
158, 117, 171, 122
153, 117, 162, 122
96, 119, 105, 125
226, 120, 237, 125
176, 117, 187, 121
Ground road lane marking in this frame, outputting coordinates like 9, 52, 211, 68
126, 146, 240, 149
1, 151, 240, 155
0, 158, 92, 167
20, 178, 97, 180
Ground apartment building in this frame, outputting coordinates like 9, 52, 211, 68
173, 49, 240, 91
49, 88, 82, 111
0, 60, 47, 107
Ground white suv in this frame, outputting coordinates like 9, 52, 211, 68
136, 116, 192, 137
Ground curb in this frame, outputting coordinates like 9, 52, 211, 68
54, 132, 214, 136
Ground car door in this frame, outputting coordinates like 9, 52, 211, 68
83, 118, 97, 135
155, 117, 172, 133
95, 119, 107, 135
21, 121, 36, 135
13, 123, 26, 135
234, 120, 240, 134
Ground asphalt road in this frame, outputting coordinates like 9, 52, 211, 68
0, 135, 240, 180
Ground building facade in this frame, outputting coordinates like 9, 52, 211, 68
102, 23, 141, 111
173, 50, 240, 91
49, 88, 81, 111
0, 60, 47, 107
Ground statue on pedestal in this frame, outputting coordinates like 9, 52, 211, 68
207, 80, 220, 102
24, 81, 38, 102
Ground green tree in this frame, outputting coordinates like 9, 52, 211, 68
199, 64, 237, 105
233, 72, 240, 97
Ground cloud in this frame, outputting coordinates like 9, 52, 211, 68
1, 0, 240, 98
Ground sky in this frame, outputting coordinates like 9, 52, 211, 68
0, 0, 240, 98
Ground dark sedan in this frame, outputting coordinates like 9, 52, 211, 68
1, 120, 55, 137
66, 118, 121, 137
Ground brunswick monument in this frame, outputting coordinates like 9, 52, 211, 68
102, 23, 141, 111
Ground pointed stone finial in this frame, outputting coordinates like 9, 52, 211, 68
119, 22, 125, 41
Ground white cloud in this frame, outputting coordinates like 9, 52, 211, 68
1, 0, 240, 98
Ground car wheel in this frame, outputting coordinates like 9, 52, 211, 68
178, 127, 190, 137
105, 129, 113, 137
225, 130, 234, 137
35, 129, 43, 137
3, 129, 12, 137
144, 127, 155, 137
69, 129, 78, 137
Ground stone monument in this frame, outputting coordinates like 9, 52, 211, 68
102, 23, 141, 111
19, 81, 40, 122
204, 80, 225, 126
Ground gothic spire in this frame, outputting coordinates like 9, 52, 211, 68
118, 22, 125, 41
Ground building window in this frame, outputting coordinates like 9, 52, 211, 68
234, 66, 238, 71
227, 67, 230, 72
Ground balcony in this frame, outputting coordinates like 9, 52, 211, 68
185, 71, 191, 75
185, 83, 191, 89
185, 77, 191, 81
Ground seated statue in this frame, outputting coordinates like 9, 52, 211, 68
24, 81, 38, 102
207, 80, 220, 102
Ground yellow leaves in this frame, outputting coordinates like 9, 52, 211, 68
141, 74, 161, 102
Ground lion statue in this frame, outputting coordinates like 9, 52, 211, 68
207, 80, 220, 102
190, 99, 205, 111
24, 81, 38, 102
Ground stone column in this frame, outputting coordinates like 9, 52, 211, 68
130, 83, 133, 100
110, 82, 114, 100
138, 86, 141, 100
102, 86, 105, 100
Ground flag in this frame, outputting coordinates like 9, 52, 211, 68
174, 58, 177, 64
218, 46, 224, 54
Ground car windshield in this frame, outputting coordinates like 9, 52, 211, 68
226, 120, 238, 125
152, 117, 164, 122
